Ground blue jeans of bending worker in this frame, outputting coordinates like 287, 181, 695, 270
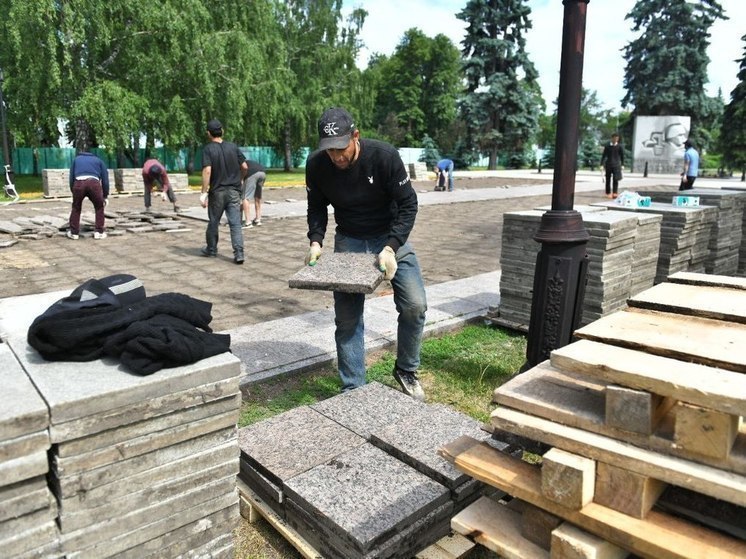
205, 187, 243, 259
333, 232, 427, 391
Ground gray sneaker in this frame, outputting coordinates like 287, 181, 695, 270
393, 366, 425, 402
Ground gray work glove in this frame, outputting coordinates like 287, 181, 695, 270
378, 246, 397, 280
305, 242, 322, 266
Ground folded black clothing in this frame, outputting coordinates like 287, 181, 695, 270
104, 314, 231, 375
28, 292, 215, 362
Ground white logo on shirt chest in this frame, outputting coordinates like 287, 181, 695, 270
368, 176, 374, 184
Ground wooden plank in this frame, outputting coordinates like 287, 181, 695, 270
573, 309, 746, 373
236, 478, 323, 559
490, 406, 746, 507
415, 533, 476, 559
551, 523, 629, 559
594, 462, 667, 519
674, 402, 740, 460
451, 496, 549, 559
541, 448, 595, 510
667, 271, 746, 290
519, 500, 563, 551
605, 385, 672, 436
441, 436, 746, 559
493, 362, 746, 475
628, 282, 746, 323
550, 340, 746, 417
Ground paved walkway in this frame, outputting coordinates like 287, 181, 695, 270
1, 170, 741, 390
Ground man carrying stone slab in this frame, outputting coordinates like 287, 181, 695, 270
304, 107, 427, 401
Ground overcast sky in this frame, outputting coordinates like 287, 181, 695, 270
342, 0, 745, 113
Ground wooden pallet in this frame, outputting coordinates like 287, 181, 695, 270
441, 437, 746, 559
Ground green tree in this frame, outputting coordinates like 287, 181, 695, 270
719, 34, 746, 180
457, 0, 540, 170
418, 134, 441, 170
368, 29, 460, 146
622, 0, 726, 149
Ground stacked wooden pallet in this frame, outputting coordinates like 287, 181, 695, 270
444, 272, 746, 558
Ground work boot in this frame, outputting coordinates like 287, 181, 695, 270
393, 365, 425, 402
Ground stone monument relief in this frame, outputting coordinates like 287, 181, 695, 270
632, 115, 691, 174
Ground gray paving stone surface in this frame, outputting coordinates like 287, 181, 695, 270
289, 251, 384, 293
370, 402, 491, 489
311, 381, 427, 439
0, 343, 48, 441
237, 405, 365, 483
283, 442, 449, 554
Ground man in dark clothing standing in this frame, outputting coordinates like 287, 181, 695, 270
68, 150, 110, 240
305, 107, 427, 400
600, 133, 624, 199
200, 119, 248, 264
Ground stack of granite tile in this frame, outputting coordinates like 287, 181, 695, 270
0, 343, 60, 559
498, 207, 660, 328
42, 169, 116, 198
639, 189, 746, 276
114, 169, 190, 194
721, 185, 746, 275
592, 201, 716, 284
238, 382, 492, 558
0, 291, 242, 559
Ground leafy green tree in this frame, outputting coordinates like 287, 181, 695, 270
368, 29, 460, 146
457, 0, 540, 169
720, 34, 746, 180
622, 0, 726, 150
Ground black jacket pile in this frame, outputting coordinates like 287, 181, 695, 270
27, 290, 231, 375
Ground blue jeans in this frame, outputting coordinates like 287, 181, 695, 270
333, 232, 427, 391
205, 187, 243, 258
444, 161, 454, 191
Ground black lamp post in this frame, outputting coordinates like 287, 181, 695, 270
525, 0, 590, 368
0, 67, 10, 168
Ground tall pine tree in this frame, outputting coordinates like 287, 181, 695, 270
457, 0, 540, 170
622, 0, 726, 148
719, 34, 746, 180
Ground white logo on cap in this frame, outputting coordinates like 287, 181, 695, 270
323, 122, 339, 136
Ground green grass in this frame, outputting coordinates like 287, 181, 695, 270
239, 323, 527, 427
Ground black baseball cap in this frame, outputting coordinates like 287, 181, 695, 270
317, 108, 356, 150
207, 119, 223, 134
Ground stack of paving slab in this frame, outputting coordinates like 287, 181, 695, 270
638, 188, 746, 276
721, 184, 746, 275
0, 290, 243, 559
407, 161, 430, 181
42, 169, 116, 198
0, 343, 60, 559
237, 382, 498, 558
592, 201, 716, 285
114, 169, 189, 194
498, 206, 661, 328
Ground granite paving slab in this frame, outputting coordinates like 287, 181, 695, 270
57, 393, 240, 458
239, 456, 285, 518
288, 251, 384, 294
369, 403, 491, 489
285, 497, 453, 559
311, 381, 426, 439
0, 451, 48, 488
0, 477, 50, 522
64, 490, 237, 559
0, 505, 57, 540
0, 431, 50, 463
53, 427, 236, 499
58, 459, 237, 533
237, 405, 365, 483
114, 506, 237, 559
0, 343, 49, 441
0, 520, 59, 558
283, 442, 450, 554
0, 289, 240, 425
57, 440, 237, 513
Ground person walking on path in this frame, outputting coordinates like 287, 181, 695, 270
142, 159, 179, 212
241, 160, 266, 228
600, 133, 624, 199
679, 139, 700, 191
304, 107, 428, 400
435, 158, 454, 191
67, 150, 110, 240
200, 119, 248, 264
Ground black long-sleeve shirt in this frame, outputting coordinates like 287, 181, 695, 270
600, 142, 624, 169
305, 139, 417, 252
